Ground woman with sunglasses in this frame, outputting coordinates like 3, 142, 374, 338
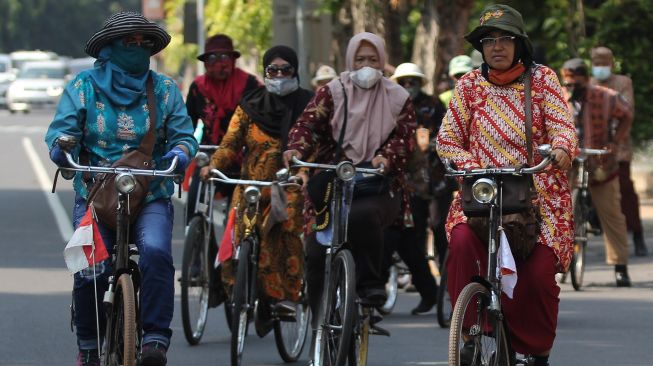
45, 12, 198, 366
436, 5, 576, 365
200, 45, 312, 335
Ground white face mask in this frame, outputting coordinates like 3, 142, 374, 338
350, 66, 383, 89
265, 77, 299, 96
592, 66, 611, 81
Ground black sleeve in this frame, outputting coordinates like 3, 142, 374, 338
185, 82, 203, 129
243, 75, 260, 94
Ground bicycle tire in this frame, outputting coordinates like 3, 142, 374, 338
103, 274, 137, 366
436, 270, 452, 328
231, 239, 252, 366
314, 249, 356, 366
448, 282, 511, 366
181, 216, 211, 345
378, 264, 398, 315
347, 308, 370, 366
570, 189, 587, 291
273, 281, 311, 362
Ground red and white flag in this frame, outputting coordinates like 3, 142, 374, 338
498, 230, 518, 299
64, 207, 109, 273
215, 207, 237, 268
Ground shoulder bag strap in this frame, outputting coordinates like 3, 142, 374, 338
138, 74, 157, 156
334, 79, 348, 161
524, 68, 533, 166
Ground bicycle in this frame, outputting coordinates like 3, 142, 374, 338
435, 251, 452, 328
53, 147, 179, 366
567, 147, 609, 291
291, 157, 388, 366
444, 145, 552, 366
207, 167, 310, 366
179, 145, 233, 345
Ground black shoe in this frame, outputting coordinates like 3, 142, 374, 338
634, 231, 649, 257
615, 265, 632, 287
360, 287, 387, 306
254, 300, 274, 337
460, 340, 479, 366
139, 342, 167, 366
411, 297, 437, 315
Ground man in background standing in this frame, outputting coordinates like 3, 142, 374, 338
591, 46, 648, 256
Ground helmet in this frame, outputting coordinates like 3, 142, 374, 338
448, 55, 473, 77
311, 65, 338, 86
390, 63, 427, 81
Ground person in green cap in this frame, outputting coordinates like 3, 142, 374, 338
436, 4, 577, 366
438, 55, 474, 108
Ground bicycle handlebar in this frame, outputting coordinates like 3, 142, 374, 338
61, 152, 179, 177
290, 156, 385, 175
208, 168, 300, 188
444, 154, 553, 177
577, 148, 609, 156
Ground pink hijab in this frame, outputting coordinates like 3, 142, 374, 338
326, 32, 409, 164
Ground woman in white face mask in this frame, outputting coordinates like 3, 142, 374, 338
200, 45, 313, 315
282, 32, 417, 347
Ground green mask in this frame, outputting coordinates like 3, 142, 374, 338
109, 41, 151, 75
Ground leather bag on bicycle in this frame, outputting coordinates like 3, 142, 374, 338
464, 68, 540, 260
86, 76, 157, 230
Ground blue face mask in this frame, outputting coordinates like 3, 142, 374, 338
591, 66, 611, 81
109, 41, 151, 75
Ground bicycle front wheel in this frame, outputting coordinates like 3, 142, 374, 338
314, 249, 356, 366
448, 282, 511, 366
570, 189, 587, 291
103, 274, 137, 366
436, 270, 452, 328
273, 281, 311, 362
180, 216, 211, 345
231, 239, 252, 366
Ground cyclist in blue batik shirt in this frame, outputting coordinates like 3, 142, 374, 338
45, 12, 198, 366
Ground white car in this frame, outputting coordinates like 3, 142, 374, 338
0, 54, 14, 108
6, 60, 70, 113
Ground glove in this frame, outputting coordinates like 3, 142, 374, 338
163, 146, 190, 174
49, 144, 69, 167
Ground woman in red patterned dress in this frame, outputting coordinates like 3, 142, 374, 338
435, 5, 577, 366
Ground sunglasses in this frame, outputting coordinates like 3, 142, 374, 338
479, 35, 516, 48
205, 53, 233, 65
122, 37, 155, 49
265, 64, 294, 77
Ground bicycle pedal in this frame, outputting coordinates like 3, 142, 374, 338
369, 313, 383, 325
369, 323, 391, 337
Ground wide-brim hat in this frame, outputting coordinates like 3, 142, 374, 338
390, 63, 427, 81
85, 12, 171, 58
197, 34, 241, 61
464, 4, 533, 58
448, 55, 474, 77
311, 65, 338, 86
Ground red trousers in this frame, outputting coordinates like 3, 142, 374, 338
447, 223, 560, 355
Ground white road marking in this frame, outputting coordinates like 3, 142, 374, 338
0, 125, 47, 134
22, 137, 73, 242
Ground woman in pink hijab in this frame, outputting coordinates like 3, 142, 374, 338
283, 31, 417, 332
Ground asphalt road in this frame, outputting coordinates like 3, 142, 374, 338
0, 108, 651, 366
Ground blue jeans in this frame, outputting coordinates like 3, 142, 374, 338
72, 195, 175, 350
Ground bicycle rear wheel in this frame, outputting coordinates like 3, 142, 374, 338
347, 306, 370, 366
314, 249, 356, 366
103, 274, 137, 366
181, 216, 211, 345
436, 270, 452, 328
231, 239, 252, 366
273, 281, 311, 362
448, 282, 511, 366
570, 189, 587, 291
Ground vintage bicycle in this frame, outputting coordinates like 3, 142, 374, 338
291, 157, 389, 366
53, 145, 179, 366
444, 145, 552, 366
207, 167, 310, 366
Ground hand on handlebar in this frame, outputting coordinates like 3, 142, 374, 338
372, 155, 389, 175
550, 148, 571, 170
282, 149, 302, 168
163, 147, 190, 174
49, 144, 70, 167
293, 171, 309, 189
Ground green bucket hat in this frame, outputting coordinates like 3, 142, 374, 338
465, 4, 533, 59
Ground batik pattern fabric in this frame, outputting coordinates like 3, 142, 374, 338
45, 71, 198, 202
288, 84, 417, 232
436, 65, 578, 271
591, 74, 634, 162
211, 107, 304, 302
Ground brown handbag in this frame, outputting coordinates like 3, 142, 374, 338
86, 76, 157, 230
465, 68, 541, 260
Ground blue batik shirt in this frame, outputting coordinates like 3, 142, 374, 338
45, 70, 198, 202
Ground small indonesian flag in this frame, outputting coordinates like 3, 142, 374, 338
215, 207, 237, 268
64, 207, 109, 273
498, 230, 518, 299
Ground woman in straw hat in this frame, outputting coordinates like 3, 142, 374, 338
45, 12, 198, 366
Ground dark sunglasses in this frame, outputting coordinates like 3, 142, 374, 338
205, 53, 233, 65
398, 78, 420, 87
265, 64, 294, 77
122, 37, 155, 49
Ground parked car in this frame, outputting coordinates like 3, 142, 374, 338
9, 50, 58, 73
68, 57, 96, 77
6, 60, 70, 113
0, 54, 15, 108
